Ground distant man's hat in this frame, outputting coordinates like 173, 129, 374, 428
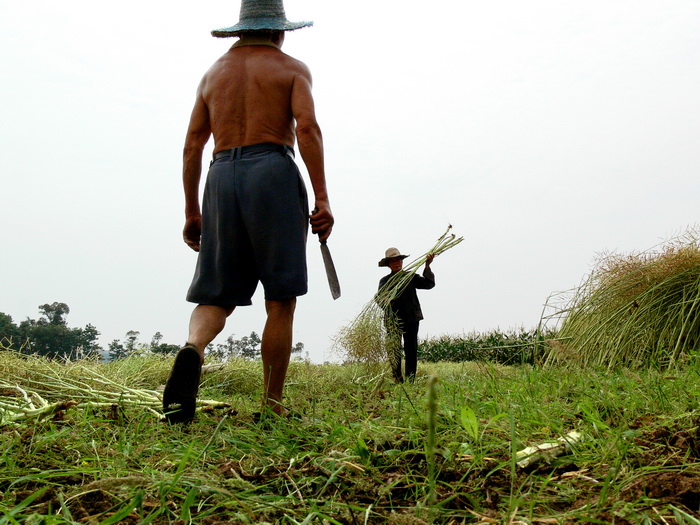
212, 0, 313, 38
378, 247, 409, 267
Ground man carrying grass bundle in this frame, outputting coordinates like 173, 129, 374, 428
163, 0, 333, 424
378, 248, 435, 383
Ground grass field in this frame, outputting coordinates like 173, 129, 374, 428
2, 351, 700, 524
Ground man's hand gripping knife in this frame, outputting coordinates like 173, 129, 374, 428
310, 204, 333, 243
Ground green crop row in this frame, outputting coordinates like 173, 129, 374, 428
418, 327, 557, 365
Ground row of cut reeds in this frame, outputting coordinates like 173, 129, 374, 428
0, 351, 229, 425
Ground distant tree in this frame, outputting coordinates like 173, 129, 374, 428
108, 330, 141, 360
0, 312, 25, 350
291, 342, 308, 361
214, 331, 262, 360
18, 304, 101, 359
212, 332, 304, 361
107, 330, 179, 360
151, 332, 163, 347
238, 332, 262, 360
108, 339, 128, 360
124, 330, 140, 354
149, 332, 179, 355
38, 302, 70, 325
75, 324, 102, 359
208, 345, 225, 361
292, 342, 304, 356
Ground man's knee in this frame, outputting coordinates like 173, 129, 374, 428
265, 298, 297, 317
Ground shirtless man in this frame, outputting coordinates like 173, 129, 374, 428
163, 0, 333, 424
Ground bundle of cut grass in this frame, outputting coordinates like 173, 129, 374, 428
0, 352, 229, 425
334, 226, 463, 363
547, 228, 700, 369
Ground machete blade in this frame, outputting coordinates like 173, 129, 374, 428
320, 241, 341, 300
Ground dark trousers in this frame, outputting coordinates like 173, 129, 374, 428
390, 320, 420, 382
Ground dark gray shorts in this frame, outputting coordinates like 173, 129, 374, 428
186, 143, 309, 306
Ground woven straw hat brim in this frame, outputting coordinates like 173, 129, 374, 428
378, 255, 409, 267
212, 18, 313, 37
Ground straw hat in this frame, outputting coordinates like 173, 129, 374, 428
378, 247, 409, 267
212, 0, 313, 38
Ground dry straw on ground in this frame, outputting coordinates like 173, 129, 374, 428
0, 350, 230, 426
334, 226, 463, 364
545, 228, 700, 369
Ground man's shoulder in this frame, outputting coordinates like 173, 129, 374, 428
277, 51, 311, 76
210, 47, 310, 76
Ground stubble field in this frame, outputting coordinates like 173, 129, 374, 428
2, 352, 700, 524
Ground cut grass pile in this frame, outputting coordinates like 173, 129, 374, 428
3, 351, 700, 523
546, 229, 700, 369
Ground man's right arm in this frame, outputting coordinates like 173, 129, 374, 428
182, 83, 212, 252
291, 64, 334, 242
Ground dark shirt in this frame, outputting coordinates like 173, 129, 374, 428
378, 267, 435, 323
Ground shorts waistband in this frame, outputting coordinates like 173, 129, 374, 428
212, 143, 294, 161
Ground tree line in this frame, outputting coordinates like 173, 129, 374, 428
0, 302, 305, 361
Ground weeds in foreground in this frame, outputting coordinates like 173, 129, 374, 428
2, 353, 700, 523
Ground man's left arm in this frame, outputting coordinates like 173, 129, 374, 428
291, 63, 333, 242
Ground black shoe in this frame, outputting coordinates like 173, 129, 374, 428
163, 344, 202, 424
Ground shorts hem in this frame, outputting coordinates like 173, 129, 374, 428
186, 297, 254, 307
263, 289, 308, 302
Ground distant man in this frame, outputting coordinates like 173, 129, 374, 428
378, 248, 435, 383
163, 0, 333, 424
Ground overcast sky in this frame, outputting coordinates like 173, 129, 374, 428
2, 0, 699, 362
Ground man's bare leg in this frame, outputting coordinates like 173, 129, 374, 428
261, 298, 296, 415
163, 304, 234, 424
187, 304, 235, 362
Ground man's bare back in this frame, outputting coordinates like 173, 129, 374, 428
201, 43, 308, 151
